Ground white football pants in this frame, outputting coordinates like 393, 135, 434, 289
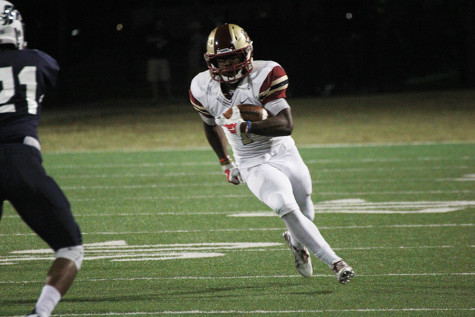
240, 143, 340, 266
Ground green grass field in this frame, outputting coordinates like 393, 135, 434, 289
0, 90, 474, 316
37, 89, 475, 152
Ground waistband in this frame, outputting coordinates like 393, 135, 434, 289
0, 136, 41, 151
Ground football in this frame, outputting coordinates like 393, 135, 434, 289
222, 104, 268, 122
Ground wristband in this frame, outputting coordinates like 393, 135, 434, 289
219, 155, 232, 166
245, 120, 252, 134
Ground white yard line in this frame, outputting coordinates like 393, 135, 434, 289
54, 175, 472, 189
0, 223, 472, 237
4, 199, 475, 219
2, 242, 469, 266
46, 159, 472, 170
41, 140, 475, 155
8, 307, 475, 316
2, 272, 474, 285
47, 190, 473, 202
299, 140, 475, 148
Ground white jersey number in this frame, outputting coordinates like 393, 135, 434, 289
0, 66, 38, 114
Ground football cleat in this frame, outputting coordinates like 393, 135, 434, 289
332, 259, 355, 284
283, 231, 313, 277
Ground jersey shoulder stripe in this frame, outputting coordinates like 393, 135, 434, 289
253, 62, 288, 104
189, 72, 214, 118
258, 74, 288, 102
190, 90, 212, 117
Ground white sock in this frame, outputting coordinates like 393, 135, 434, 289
282, 210, 341, 266
287, 230, 304, 249
35, 285, 61, 317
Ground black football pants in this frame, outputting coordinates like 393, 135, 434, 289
0, 144, 82, 251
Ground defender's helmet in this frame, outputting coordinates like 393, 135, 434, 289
204, 23, 253, 83
0, 0, 26, 49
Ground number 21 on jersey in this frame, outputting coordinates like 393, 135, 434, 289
0, 66, 38, 114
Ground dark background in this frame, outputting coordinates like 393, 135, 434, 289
12, 0, 475, 106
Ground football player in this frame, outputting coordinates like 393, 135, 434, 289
0, 2, 83, 316
189, 23, 355, 284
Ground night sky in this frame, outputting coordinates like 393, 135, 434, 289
11, 0, 474, 104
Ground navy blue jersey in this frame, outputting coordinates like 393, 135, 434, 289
0, 49, 59, 143
0, 49, 81, 251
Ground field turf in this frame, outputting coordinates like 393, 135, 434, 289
0, 90, 474, 316
1, 142, 473, 316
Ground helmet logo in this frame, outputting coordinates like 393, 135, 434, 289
1, 4, 15, 25
216, 48, 233, 54
240, 29, 250, 43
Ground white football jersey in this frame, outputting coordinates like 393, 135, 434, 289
190, 60, 294, 168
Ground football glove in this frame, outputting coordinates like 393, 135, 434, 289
215, 106, 245, 134
221, 162, 243, 185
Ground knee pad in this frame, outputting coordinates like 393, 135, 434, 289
55, 245, 84, 270
300, 195, 315, 221
267, 192, 299, 217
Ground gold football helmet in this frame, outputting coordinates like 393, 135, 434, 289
204, 23, 253, 83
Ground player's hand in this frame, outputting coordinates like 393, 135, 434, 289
215, 106, 245, 134
221, 162, 243, 185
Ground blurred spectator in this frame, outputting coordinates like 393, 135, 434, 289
187, 21, 206, 83
145, 19, 171, 103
